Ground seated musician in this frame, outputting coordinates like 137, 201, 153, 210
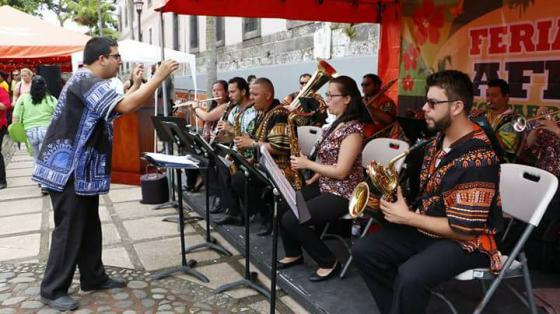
282, 73, 327, 126
352, 70, 503, 314
214, 78, 290, 232
278, 76, 369, 282
282, 73, 311, 112
211, 77, 257, 219
475, 78, 521, 162
361, 73, 396, 137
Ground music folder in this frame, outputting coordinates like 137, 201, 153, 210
143, 152, 201, 169
258, 146, 311, 224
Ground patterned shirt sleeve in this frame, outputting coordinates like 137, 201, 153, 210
83, 80, 124, 122
441, 149, 500, 235
266, 113, 290, 153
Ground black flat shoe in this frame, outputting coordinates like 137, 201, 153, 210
276, 257, 304, 269
213, 213, 243, 225
308, 262, 341, 282
81, 277, 127, 291
256, 223, 272, 236
40, 295, 79, 311
210, 205, 226, 214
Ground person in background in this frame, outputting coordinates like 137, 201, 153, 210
0, 71, 9, 93
10, 69, 21, 100
12, 75, 57, 195
247, 74, 256, 85
361, 73, 396, 135
13, 68, 33, 104
0, 87, 11, 189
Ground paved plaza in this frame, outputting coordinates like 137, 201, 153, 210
0, 140, 308, 313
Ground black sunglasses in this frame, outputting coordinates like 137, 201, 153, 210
300, 81, 309, 85
425, 98, 459, 109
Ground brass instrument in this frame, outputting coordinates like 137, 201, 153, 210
348, 138, 432, 218
285, 59, 337, 190
363, 78, 398, 109
225, 112, 243, 174
512, 108, 560, 132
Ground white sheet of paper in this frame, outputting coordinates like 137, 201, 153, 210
144, 153, 199, 166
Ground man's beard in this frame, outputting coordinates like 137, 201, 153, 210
427, 113, 452, 132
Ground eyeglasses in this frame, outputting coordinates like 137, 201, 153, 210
425, 98, 459, 109
299, 81, 309, 86
105, 53, 122, 60
12, 73, 19, 76
325, 93, 345, 100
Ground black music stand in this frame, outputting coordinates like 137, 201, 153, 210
145, 153, 209, 283
257, 146, 311, 313
213, 144, 270, 298
183, 133, 232, 257
150, 116, 192, 211
153, 118, 204, 224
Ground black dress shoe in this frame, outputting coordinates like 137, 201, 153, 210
213, 214, 243, 225
256, 223, 272, 236
276, 257, 303, 269
40, 295, 79, 311
210, 205, 226, 214
81, 277, 127, 291
308, 262, 341, 282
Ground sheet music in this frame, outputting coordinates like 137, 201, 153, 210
144, 153, 200, 166
258, 146, 298, 218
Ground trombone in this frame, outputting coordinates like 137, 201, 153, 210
512, 108, 560, 132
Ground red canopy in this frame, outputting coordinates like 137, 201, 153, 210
156, 0, 388, 24
0, 5, 90, 73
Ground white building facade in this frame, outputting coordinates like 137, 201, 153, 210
118, 0, 380, 98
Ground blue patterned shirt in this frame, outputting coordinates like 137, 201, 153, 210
32, 68, 123, 195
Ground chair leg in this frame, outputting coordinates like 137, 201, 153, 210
519, 252, 538, 314
319, 222, 330, 239
430, 290, 458, 314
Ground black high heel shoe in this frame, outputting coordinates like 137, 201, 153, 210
308, 262, 341, 282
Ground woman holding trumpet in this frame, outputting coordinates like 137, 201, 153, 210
278, 76, 370, 281
175, 80, 229, 142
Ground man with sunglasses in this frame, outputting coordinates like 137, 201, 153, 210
353, 70, 503, 314
361, 73, 396, 137
282, 73, 311, 111
32, 37, 179, 311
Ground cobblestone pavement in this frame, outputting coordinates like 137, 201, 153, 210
0, 143, 308, 313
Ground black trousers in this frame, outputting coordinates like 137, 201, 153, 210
40, 178, 108, 299
280, 184, 348, 268
352, 224, 489, 314
0, 126, 6, 184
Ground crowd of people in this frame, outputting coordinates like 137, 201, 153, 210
0, 36, 558, 313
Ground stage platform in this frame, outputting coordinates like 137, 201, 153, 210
182, 189, 560, 314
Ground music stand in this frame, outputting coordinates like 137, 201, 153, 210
183, 133, 232, 257
257, 145, 311, 313
212, 144, 270, 298
154, 119, 204, 224
144, 153, 209, 283
150, 116, 192, 211
395, 117, 434, 144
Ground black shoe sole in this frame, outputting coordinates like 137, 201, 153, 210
40, 297, 79, 311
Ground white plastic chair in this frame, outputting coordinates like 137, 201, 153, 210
321, 137, 410, 279
433, 163, 559, 314
297, 126, 323, 156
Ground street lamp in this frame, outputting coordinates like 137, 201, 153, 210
133, 0, 144, 41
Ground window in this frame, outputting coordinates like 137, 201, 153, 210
216, 17, 225, 46
190, 16, 199, 51
242, 18, 260, 40
149, 28, 152, 45
173, 14, 179, 50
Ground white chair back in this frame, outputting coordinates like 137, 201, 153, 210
500, 163, 558, 227
297, 126, 323, 156
362, 138, 409, 171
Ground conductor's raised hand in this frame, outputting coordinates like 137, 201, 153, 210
153, 60, 179, 81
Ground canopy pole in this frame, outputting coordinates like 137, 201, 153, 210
160, 11, 168, 117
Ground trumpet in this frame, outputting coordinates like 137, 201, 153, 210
512, 108, 560, 132
348, 137, 433, 218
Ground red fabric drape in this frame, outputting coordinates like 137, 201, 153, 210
377, 3, 402, 103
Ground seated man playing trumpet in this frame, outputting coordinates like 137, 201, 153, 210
352, 70, 503, 314
279, 76, 370, 281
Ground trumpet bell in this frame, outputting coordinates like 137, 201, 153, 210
512, 115, 527, 132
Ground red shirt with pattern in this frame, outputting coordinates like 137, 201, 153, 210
533, 129, 560, 177
317, 120, 364, 199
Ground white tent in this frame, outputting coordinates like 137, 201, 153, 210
71, 39, 198, 93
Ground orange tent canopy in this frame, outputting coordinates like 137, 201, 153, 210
0, 5, 90, 59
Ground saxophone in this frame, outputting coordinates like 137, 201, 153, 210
225, 112, 243, 174
286, 97, 327, 190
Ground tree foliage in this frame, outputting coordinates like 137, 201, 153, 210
67, 0, 118, 38
0, 0, 42, 14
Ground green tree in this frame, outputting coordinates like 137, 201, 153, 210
43, 0, 72, 27
67, 0, 118, 38
0, 0, 42, 14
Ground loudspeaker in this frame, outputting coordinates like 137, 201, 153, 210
37, 65, 62, 98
